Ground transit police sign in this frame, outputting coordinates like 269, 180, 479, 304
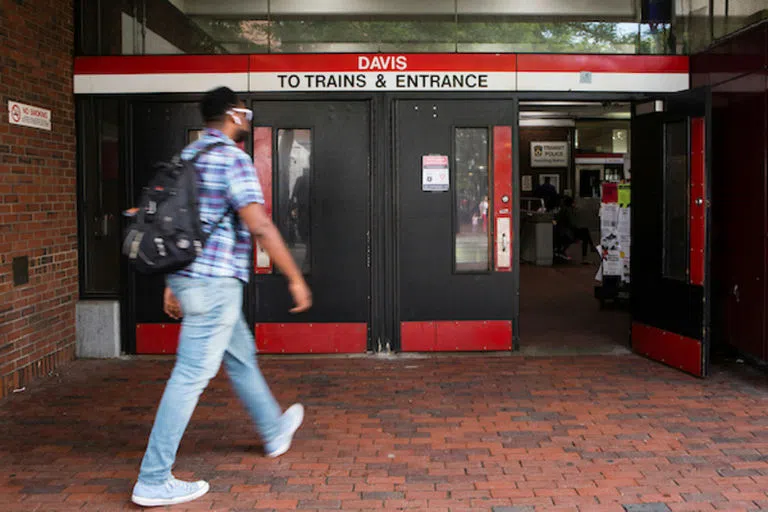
530, 141, 569, 167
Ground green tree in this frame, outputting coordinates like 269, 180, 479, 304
192, 17, 670, 55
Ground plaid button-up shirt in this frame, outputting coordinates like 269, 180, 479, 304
175, 128, 263, 283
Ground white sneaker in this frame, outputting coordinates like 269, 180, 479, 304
131, 476, 210, 507
265, 403, 305, 458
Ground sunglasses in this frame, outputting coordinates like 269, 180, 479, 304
229, 107, 253, 122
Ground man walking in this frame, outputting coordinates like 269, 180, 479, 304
131, 87, 312, 507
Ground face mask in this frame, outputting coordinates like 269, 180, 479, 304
227, 107, 253, 125
226, 108, 252, 143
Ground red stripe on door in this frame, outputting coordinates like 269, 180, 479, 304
74, 55, 250, 74
493, 126, 513, 272
632, 322, 703, 377
136, 323, 181, 354
400, 322, 436, 352
401, 321, 512, 352
517, 55, 689, 73
136, 323, 367, 354
689, 117, 706, 286
255, 323, 368, 354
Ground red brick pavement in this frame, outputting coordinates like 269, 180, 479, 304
1, 355, 768, 511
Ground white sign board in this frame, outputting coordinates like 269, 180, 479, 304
496, 217, 511, 269
250, 54, 517, 92
8, 101, 51, 131
422, 155, 450, 192
531, 141, 568, 167
522, 175, 533, 192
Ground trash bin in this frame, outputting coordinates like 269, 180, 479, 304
521, 211, 554, 266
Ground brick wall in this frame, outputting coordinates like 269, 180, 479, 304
0, 0, 77, 400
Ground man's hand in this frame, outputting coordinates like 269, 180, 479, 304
289, 279, 312, 314
163, 287, 182, 320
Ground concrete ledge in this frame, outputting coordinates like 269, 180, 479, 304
76, 301, 121, 359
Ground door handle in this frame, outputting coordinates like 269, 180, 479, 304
94, 213, 111, 239
695, 197, 704, 206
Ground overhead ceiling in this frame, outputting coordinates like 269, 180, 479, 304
176, 0, 636, 18
520, 101, 631, 121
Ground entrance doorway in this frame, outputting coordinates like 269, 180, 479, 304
517, 101, 632, 354
249, 100, 371, 354
516, 93, 713, 377
129, 100, 372, 355
395, 99, 517, 352
124, 91, 712, 376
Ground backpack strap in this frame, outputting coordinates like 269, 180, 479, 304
188, 140, 228, 163
203, 204, 234, 243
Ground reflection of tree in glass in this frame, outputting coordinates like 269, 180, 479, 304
455, 129, 491, 271
190, 18, 671, 54
455, 129, 489, 233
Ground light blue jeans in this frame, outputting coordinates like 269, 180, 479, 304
138, 275, 283, 484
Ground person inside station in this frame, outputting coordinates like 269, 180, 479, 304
479, 195, 489, 232
534, 176, 559, 211
290, 167, 310, 244
554, 195, 596, 263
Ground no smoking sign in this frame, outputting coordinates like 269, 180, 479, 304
10, 104, 21, 123
8, 100, 51, 131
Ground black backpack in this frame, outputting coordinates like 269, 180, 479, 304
122, 141, 229, 275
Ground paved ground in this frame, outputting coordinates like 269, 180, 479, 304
520, 262, 631, 355
2, 354, 768, 511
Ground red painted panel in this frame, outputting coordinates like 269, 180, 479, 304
401, 321, 512, 352
517, 54, 689, 73
136, 324, 180, 355
253, 127, 274, 274
435, 321, 513, 352
74, 55, 250, 74
493, 126, 513, 272
632, 322, 703, 377
137, 323, 366, 355
255, 323, 367, 354
401, 322, 436, 352
689, 117, 706, 286
602, 182, 618, 203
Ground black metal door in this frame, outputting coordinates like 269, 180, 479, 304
395, 99, 517, 352
631, 89, 711, 377
249, 101, 371, 353
129, 101, 209, 353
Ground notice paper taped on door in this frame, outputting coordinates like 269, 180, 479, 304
422, 154, 449, 192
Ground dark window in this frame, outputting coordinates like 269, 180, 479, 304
662, 120, 689, 281
455, 128, 491, 272
276, 129, 312, 274
78, 98, 123, 297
